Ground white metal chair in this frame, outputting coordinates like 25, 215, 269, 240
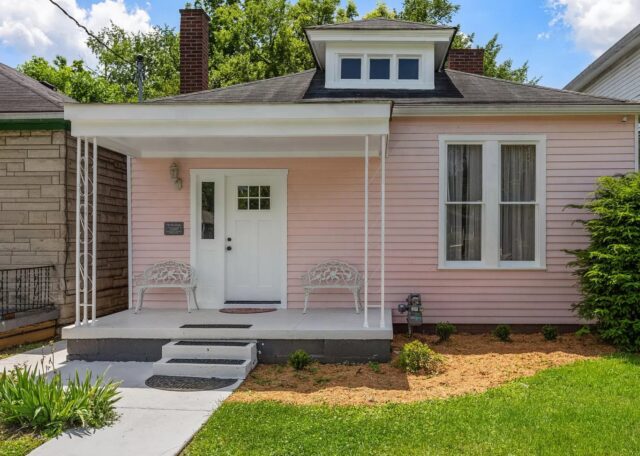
134, 260, 198, 313
301, 260, 362, 314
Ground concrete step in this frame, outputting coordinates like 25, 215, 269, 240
152, 357, 257, 379
162, 340, 256, 360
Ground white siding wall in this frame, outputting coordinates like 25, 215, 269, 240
583, 47, 640, 100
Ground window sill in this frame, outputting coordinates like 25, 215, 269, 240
438, 265, 547, 271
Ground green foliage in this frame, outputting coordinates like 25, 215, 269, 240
542, 325, 558, 341
362, 1, 397, 19
288, 349, 312, 370
183, 355, 640, 455
396, 340, 443, 374
399, 0, 459, 24
568, 173, 640, 351
576, 325, 592, 338
368, 361, 381, 373
0, 366, 120, 437
494, 324, 512, 342
435, 322, 456, 342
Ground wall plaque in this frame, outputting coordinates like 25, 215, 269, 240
164, 221, 184, 235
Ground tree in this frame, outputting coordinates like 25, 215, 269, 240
399, 0, 459, 24
362, 1, 396, 19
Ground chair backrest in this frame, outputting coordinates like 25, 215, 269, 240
302, 260, 362, 287
140, 260, 195, 286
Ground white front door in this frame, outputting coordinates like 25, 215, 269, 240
224, 175, 285, 302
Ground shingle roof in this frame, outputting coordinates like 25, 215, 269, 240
0, 63, 74, 114
305, 18, 455, 31
149, 68, 632, 106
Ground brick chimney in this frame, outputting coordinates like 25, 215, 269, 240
446, 49, 484, 75
179, 8, 210, 94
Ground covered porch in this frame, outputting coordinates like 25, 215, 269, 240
63, 101, 393, 358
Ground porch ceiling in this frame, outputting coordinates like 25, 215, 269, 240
64, 102, 391, 157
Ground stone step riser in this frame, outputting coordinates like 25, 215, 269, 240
152, 358, 256, 379
162, 341, 256, 360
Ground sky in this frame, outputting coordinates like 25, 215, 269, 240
1, 0, 639, 89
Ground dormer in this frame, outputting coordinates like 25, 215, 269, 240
305, 19, 456, 90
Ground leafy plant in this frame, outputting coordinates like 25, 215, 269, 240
288, 350, 312, 371
494, 324, 512, 342
396, 340, 443, 374
542, 325, 558, 341
0, 366, 120, 436
368, 361, 381, 373
435, 322, 456, 342
568, 173, 640, 351
576, 326, 591, 338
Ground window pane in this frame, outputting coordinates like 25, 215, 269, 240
341, 58, 361, 79
238, 198, 248, 210
447, 144, 482, 202
238, 186, 248, 197
369, 58, 390, 79
501, 145, 536, 202
260, 198, 271, 210
398, 58, 419, 80
446, 204, 481, 261
201, 182, 215, 239
249, 186, 259, 197
249, 198, 259, 210
500, 205, 535, 261
260, 186, 270, 197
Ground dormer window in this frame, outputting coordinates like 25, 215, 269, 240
340, 57, 362, 79
398, 57, 420, 80
369, 57, 390, 80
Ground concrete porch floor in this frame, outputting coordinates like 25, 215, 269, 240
62, 307, 393, 340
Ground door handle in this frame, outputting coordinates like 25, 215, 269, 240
226, 246, 232, 251
227, 237, 232, 242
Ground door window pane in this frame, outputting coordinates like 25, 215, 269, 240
238, 185, 271, 211
369, 58, 390, 79
201, 182, 215, 239
500, 144, 536, 261
398, 58, 419, 80
447, 205, 482, 261
341, 58, 361, 79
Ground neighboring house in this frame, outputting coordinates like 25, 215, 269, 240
565, 23, 640, 100
0, 63, 128, 348
62, 10, 640, 369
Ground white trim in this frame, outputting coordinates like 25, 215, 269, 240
189, 169, 288, 309
438, 134, 547, 270
127, 156, 133, 309
394, 104, 640, 116
635, 115, 639, 171
75, 137, 81, 326
306, 28, 454, 43
363, 136, 369, 328
91, 138, 97, 325
0, 112, 63, 119
380, 135, 386, 329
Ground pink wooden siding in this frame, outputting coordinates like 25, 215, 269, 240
131, 115, 636, 324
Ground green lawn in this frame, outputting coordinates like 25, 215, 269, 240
0, 426, 46, 456
183, 355, 640, 455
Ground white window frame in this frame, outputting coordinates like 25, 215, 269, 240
438, 134, 547, 270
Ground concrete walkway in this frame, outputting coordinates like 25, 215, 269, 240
1, 342, 238, 456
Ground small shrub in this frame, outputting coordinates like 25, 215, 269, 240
568, 172, 640, 351
435, 322, 456, 342
288, 349, 312, 370
576, 325, 591, 338
0, 366, 120, 436
368, 361, 381, 373
494, 324, 512, 342
542, 325, 558, 341
396, 340, 443, 374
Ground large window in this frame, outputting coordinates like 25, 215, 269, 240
440, 136, 546, 269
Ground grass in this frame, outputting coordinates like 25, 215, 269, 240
183, 354, 640, 455
0, 426, 46, 456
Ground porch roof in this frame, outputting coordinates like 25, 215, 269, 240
64, 102, 391, 157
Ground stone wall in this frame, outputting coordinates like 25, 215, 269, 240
0, 129, 128, 327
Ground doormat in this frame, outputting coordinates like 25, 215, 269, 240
145, 375, 237, 391
220, 308, 277, 314
181, 324, 252, 328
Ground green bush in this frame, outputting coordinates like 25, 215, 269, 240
396, 340, 443, 374
542, 325, 558, 341
0, 366, 120, 436
494, 324, 511, 342
288, 350, 312, 370
576, 325, 591, 338
435, 322, 456, 342
568, 173, 640, 351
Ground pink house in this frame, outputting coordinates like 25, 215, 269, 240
62, 12, 640, 374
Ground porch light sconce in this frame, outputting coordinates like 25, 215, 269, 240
169, 162, 182, 190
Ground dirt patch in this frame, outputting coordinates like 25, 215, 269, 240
230, 333, 615, 406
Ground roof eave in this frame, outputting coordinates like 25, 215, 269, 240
393, 103, 640, 116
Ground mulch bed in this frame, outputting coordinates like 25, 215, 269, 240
219, 308, 277, 314
229, 333, 615, 406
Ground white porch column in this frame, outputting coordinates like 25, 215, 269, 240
380, 135, 386, 329
363, 135, 369, 328
75, 136, 98, 326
